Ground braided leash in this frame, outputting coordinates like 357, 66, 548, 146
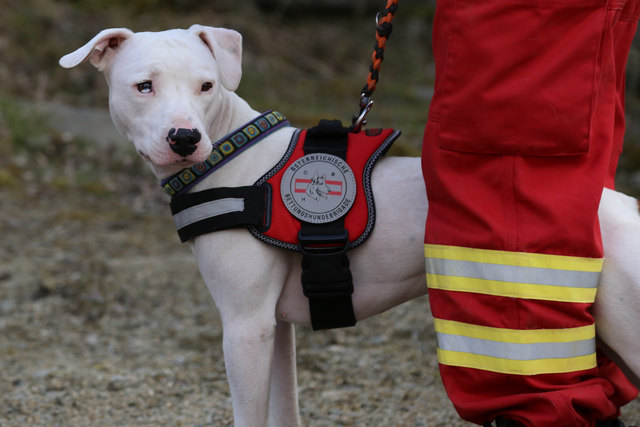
352, 0, 400, 132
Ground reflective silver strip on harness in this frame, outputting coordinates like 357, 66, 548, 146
173, 198, 245, 231
169, 185, 271, 243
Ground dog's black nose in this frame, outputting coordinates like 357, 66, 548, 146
167, 128, 201, 157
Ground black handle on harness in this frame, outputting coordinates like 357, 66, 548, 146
299, 120, 357, 330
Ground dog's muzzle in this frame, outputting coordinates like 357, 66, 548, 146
167, 128, 201, 157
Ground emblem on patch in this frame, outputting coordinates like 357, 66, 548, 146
281, 153, 357, 224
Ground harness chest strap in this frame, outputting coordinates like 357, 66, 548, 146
170, 185, 271, 241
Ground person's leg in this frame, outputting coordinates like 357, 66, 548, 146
422, 0, 639, 424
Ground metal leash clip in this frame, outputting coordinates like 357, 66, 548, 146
352, 95, 374, 133
351, 0, 398, 133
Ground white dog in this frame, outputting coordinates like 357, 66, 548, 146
60, 25, 640, 426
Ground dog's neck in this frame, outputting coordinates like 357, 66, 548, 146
190, 92, 295, 192
208, 92, 259, 142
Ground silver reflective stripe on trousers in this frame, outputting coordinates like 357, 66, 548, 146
425, 244, 601, 303
436, 331, 596, 360
433, 318, 597, 375
428, 257, 600, 288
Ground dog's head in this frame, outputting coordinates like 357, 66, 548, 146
59, 25, 243, 178
305, 174, 332, 201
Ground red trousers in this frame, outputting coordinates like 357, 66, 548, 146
422, 0, 640, 425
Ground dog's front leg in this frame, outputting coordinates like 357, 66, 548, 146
221, 312, 278, 426
192, 231, 293, 427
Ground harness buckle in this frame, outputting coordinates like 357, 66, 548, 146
300, 251, 354, 299
298, 229, 353, 300
298, 229, 349, 254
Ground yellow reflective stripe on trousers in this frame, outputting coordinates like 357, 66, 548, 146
434, 319, 597, 375
425, 244, 602, 303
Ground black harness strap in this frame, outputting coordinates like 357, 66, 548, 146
299, 120, 357, 330
170, 185, 271, 243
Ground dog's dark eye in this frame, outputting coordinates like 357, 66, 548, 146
137, 81, 153, 94
201, 82, 213, 92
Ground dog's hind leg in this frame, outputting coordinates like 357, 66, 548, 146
595, 188, 640, 388
268, 320, 301, 427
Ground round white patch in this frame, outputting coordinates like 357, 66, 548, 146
281, 153, 357, 224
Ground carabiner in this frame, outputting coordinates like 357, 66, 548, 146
352, 97, 374, 133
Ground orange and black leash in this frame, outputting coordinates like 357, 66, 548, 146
352, 0, 400, 132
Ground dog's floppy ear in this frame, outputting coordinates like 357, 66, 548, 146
59, 28, 134, 71
190, 25, 243, 91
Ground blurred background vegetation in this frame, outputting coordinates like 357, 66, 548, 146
2, 0, 640, 196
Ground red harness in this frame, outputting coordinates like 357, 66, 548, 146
170, 120, 400, 330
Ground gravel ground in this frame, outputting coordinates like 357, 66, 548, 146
1, 172, 639, 426
0, 183, 461, 426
